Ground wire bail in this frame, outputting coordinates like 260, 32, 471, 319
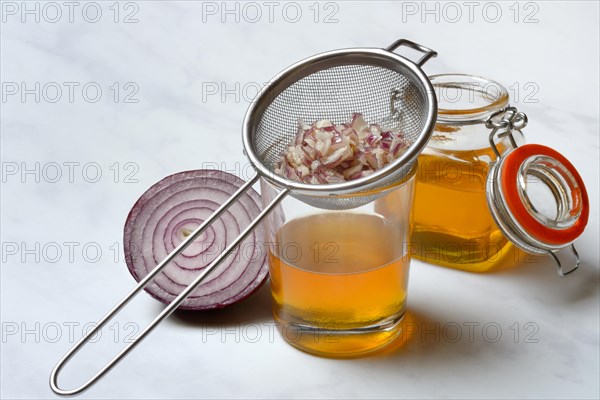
486, 106, 528, 157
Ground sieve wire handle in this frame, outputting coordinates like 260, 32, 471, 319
49, 173, 289, 396
385, 39, 437, 67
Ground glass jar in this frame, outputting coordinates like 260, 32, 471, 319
412, 74, 589, 275
260, 170, 416, 358
411, 74, 524, 271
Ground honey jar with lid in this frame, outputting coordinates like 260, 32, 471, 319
412, 74, 589, 275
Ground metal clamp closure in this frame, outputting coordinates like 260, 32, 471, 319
486, 106, 528, 157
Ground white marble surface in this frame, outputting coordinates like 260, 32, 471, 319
1, 1, 599, 398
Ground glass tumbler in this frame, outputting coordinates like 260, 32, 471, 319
260, 170, 416, 358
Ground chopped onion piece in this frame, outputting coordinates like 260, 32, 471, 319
274, 114, 410, 184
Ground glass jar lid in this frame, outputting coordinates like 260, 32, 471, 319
487, 143, 589, 276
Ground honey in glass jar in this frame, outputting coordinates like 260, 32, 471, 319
412, 74, 524, 271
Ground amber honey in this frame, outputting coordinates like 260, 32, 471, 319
410, 74, 526, 272
269, 212, 409, 357
412, 144, 512, 271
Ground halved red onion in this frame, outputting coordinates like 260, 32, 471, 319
124, 170, 267, 310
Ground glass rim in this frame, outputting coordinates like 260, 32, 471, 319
429, 73, 509, 123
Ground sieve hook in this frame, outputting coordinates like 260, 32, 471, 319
385, 39, 438, 66
49, 173, 289, 395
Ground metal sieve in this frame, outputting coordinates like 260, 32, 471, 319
245, 39, 437, 209
50, 38, 438, 395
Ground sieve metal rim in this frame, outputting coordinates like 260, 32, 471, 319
242, 46, 437, 197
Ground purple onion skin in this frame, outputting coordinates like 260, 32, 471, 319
124, 170, 268, 311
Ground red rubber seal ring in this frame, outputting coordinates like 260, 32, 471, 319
500, 144, 589, 245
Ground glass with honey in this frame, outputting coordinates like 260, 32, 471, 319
260, 170, 416, 357
412, 74, 525, 271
